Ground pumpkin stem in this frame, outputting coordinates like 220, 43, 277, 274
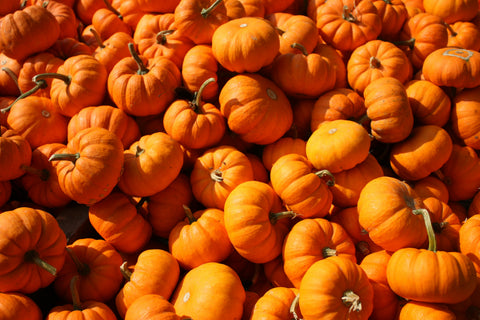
0, 79, 48, 114
102, 0, 123, 19
33, 72, 71, 85
49, 152, 80, 164
443, 21, 457, 37
413, 208, 436, 252
391, 38, 416, 50
191, 77, 215, 112
24, 250, 57, 276
66, 247, 91, 276
275, 26, 285, 36
69, 275, 83, 311
356, 241, 372, 256
156, 30, 175, 45
128, 43, 149, 75
120, 261, 132, 281
322, 247, 337, 258
201, 0, 223, 18
315, 169, 335, 186
342, 5, 357, 22
290, 294, 301, 320
20, 0, 28, 8
89, 27, 105, 48
369, 56, 381, 69
20, 164, 50, 181
433, 169, 452, 186
269, 210, 296, 224
342, 290, 363, 313
183, 205, 197, 224
291, 43, 308, 56
135, 145, 145, 157
1, 67, 22, 94
135, 196, 148, 209
210, 168, 224, 182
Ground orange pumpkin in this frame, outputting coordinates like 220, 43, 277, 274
0, 126, 32, 181
0, 292, 42, 320
268, 13, 318, 55
261, 136, 307, 171
250, 287, 299, 320
459, 214, 480, 274
398, 301, 456, 319
423, 0, 478, 23
125, 294, 182, 320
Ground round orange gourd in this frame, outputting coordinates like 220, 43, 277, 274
125, 294, 181, 320
0, 292, 42, 320
423, 0, 478, 23
250, 287, 299, 320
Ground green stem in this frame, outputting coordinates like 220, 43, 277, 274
89, 27, 105, 48
290, 294, 301, 320
103, 0, 123, 19
156, 30, 175, 45
69, 276, 83, 311
20, 164, 50, 181
322, 247, 337, 258
135, 145, 145, 157
191, 77, 215, 113
413, 208, 436, 252
315, 169, 335, 187
33, 73, 71, 85
269, 211, 296, 224
24, 250, 57, 276
1, 67, 22, 94
0, 79, 48, 113
48, 152, 81, 164
201, 0, 223, 18
443, 21, 457, 37
391, 38, 416, 50
120, 261, 132, 281
66, 247, 90, 276
128, 43, 149, 75
342, 5, 357, 22
291, 42, 308, 56
183, 205, 197, 224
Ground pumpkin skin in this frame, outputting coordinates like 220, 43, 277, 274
423, 47, 480, 89
223, 181, 293, 263
306, 119, 371, 173
92, 7, 132, 41
0, 4, 60, 61
171, 262, 246, 320
451, 86, 480, 150
389, 125, 453, 181
398, 301, 456, 320
299, 256, 374, 320
224, 0, 265, 19
115, 249, 180, 319
363, 76, 414, 144
446, 21, 480, 51
125, 294, 181, 320
17, 52, 63, 98
0, 292, 42, 320
423, 0, 478, 23
0, 207, 67, 293
423, 197, 461, 252
117, 131, 184, 197
459, 214, 480, 274
315, 0, 382, 52
262, 136, 306, 171
50, 127, 124, 205
386, 248, 477, 304
357, 176, 428, 251
91, 30, 134, 74
373, 0, 407, 40
268, 13, 318, 55
270, 153, 333, 219
413, 176, 450, 204
0, 126, 32, 181
250, 287, 299, 320
0, 53, 22, 97
212, 16, 280, 73
282, 218, 357, 288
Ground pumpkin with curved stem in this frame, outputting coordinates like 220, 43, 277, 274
125, 294, 182, 320
49, 127, 124, 205
115, 249, 180, 318
190, 145, 254, 209
0, 53, 22, 97
17, 52, 63, 98
299, 256, 374, 319
270, 153, 334, 219
163, 78, 226, 149
423, 197, 461, 252
283, 218, 357, 288
315, 0, 382, 52
212, 17, 280, 73
357, 176, 428, 251
363, 76, 414, 143
224, 181, 294, 263
107, 43, 181, 117
91, 0, 132, 40
347, 39, 413, 94
268, 13, 318, 55
250, 287, 299, 320
306, 119, 371, 173
386, 205, 477, 304
0, 4, 60, 61
90, 30, 135, 73
20, 143, 71, 208
0, 126, 32, 181
0, 207, 67, 293
118, 131, 184, 197
446, 21, 480, 51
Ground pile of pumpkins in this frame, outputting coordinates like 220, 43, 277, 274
1, 0, 480, 319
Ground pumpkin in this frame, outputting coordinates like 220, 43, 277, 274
169, 206, 233, 269
40, 0, 78, 40
386, 206, 477, 304
91, 0, 132, 40
115, 249, 180, 318
359, 250, 399, 320
0, 292, 42, 320
46, 37, 94, 60
315, 0, 382, 52
125, 294, 182, 320
306, 119, 371, 173
190, 145, 254, 209
398, 301, 456, 319
263, 0, 295, 14
299, 256, 374, 320
0, 126, 32, 181
88, 192, 153, 254
451, 86, 480, 150
212, 16, 280, 73
423, 0, 478, 23
389, 125, 453, 181
268, 13, 318, 55
90, 30, 135, 73
53, 238, 124, 303
261, 136, 306, 171
20, 143, 72, 208
0, 0, 19, 16
130, 0, 181, 13
270, 153, 334, 218
0, 4, 60, 61
107, 43, 181, 117
313, 41, 347, 89
310, 88, 366, 132
46, 276, 117, 320
372, 0, 408, 40
17, 52, 63, 98
363, 76, 414, 143
171, 262, 246, 320
0, 53, 22, 97
445, 21, 480, 51
459, 214, 480, 274
49, 127, 124, 205
0, 207, 66, 293
223, 181, 294, 263
117, 131, 184, 197
283, 217, 357, 288
423, 197, 461, 252
163, 78, 226, 149
263, 256, 294, 288
357, 176, 428, 251
250, 287, 299, 320
174, 0, 229, 44
224, 0, 265, 19
413, 175, 450, 204
75, 0, 108, 24
347, 39, 413, 94
246, 153, 269, 183
422, 47, 480, 89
